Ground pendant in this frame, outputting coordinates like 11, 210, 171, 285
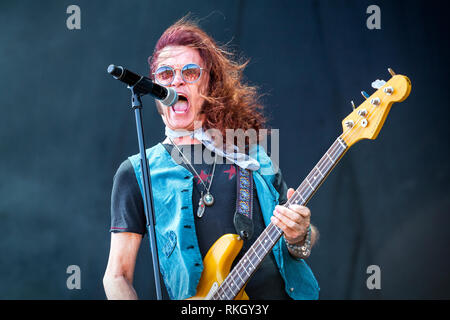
203, 192, 215, 206
197, 192, 206, 218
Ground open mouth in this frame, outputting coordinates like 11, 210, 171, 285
172, 93, 189, 114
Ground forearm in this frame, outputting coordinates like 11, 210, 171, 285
103, 274, 138, 300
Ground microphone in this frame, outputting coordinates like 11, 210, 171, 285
107, 64, 178, 106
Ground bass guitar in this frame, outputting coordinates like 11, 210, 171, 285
188, 69, 411, 300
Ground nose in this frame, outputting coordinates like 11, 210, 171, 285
171, 69, 185, 87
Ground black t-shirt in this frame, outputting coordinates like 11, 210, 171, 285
110, 143, 291, 299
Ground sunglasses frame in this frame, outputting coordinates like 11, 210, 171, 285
153, 63, 204, 86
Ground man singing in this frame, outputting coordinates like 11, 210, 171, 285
103, 17, 320, 300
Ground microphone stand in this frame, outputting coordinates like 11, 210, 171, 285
128, 83, 163, 300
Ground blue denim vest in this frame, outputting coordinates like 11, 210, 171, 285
128, 143, 319, 300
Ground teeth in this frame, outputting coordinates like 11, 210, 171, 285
172, 93, 188, 114
172, 102, 188, 114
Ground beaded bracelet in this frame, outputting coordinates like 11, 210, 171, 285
285, 225, 312, 258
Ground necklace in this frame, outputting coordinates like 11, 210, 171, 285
168, 138, 217, 218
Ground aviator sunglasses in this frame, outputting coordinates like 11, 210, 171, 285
153, 63, 204, 86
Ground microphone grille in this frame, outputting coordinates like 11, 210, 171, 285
161, 87, 178, 106
107, 64, 123, 79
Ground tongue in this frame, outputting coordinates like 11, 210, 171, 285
173, 101, 188, 112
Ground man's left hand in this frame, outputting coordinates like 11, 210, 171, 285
270, 187, 311, 244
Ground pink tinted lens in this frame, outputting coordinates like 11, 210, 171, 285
182, 64, 201, 83
155, 66, 174, 85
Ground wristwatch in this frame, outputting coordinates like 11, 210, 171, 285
285, 225, 312, 258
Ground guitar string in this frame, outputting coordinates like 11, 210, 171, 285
213, 94, 384, 299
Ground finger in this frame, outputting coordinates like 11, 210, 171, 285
275, 205, 310, 221
273, 209, 300, 229
271, 215, 304, 241
270, 215, 291, 233
286, 188, 295, 200
274, 206, 301, 224
280, 204, 311, 218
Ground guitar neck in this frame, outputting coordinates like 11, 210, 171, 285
211, 136, 348, 300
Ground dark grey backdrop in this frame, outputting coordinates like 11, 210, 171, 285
0, 0, 449, 299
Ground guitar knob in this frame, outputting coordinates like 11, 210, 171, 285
384, 86, 394, 95
372, 79, 386, 90
345, 120, 354, 128
371, 97, 381, 106
358, 109, 367, 117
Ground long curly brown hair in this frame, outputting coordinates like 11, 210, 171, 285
148, 16, 267, 143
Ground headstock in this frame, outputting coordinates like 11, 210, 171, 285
341, 68, 411, 148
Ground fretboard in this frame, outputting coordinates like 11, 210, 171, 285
210, 136, 348, 300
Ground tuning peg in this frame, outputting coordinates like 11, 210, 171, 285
384, 86, 394, 95
371, 97, 381, 106
388, 68, 396, 76
361, 91, 370, 100
345, 120, 354, 128
371, 79, 386, 90
351, 100, 356, 111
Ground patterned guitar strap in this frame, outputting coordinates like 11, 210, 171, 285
233, 166, 254, 240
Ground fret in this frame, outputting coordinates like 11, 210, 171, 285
233, 271, 245, 286
265, 228, 275, 242
297, 183, 313, 203
330, 139, 346, 160
269, 224, 282, 238
243, 253, 254, 271
260, 236, 269, 247
309, 169, 320, 183
316, 157, 330, 175
337, 137, 347, 149
250, 245, 261, 261
325, 151, 335, 163
306, 178, 315, 191
246, 250, 257, 273
243, 266, 251, 277
216, 286, 231, 300
236, 267, 247, 281
297, 191, 306, 203
256, 236, 269, 254
290, 196, 300, 205
316, 165, 324, 178
230, 277, 238, 290
218, 283, 229, 298
253, 240, 267, 261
